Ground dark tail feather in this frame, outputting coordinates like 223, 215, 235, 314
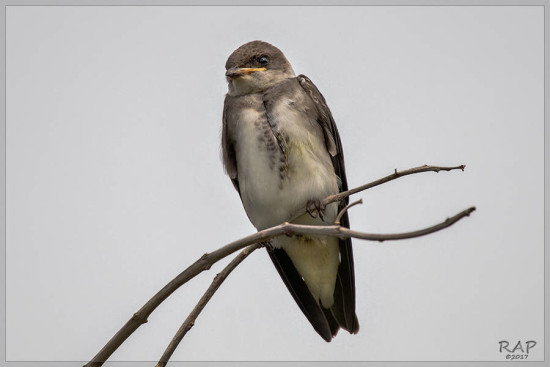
268, 245, 359, 341
322, 307, 340, 337
337, 210, 360, 334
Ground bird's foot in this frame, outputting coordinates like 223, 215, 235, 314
262, 241, 274, 251
306, 199, 326, 221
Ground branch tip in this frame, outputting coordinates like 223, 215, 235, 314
316, 164, 468, 211
335, 198, 364, 224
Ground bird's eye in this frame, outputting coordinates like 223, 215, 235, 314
259, 56, 269, 65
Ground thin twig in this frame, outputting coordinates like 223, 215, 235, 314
285, 164, 465, 224
334, 199, 363, 225
155, 242, 264, 367
84, 164, 468, 367
323, 164, 465, 207
337, 206, 475, 242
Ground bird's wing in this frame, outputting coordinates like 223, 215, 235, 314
297, 74, 359, 334
221, 95, 241, 195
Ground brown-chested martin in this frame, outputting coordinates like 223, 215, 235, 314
221, 40, 359, 341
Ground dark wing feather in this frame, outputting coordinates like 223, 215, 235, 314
221, 95, 241, 195
298, 74, 359, 334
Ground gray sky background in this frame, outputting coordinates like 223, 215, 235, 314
6, 5, 544, 362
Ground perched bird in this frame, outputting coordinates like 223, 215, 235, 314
221, 40, 359, 341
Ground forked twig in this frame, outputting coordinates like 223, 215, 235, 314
286, 164, 465, 224
156, 206, 475, 365
156, 242, 264, 367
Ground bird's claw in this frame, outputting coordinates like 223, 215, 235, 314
262, 241, 274, 251
306, 199, 326, 221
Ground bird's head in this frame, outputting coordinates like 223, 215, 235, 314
225, 40, 295, 96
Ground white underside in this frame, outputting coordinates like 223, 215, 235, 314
235, 98, 341, 308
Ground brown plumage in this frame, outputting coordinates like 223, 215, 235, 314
222, 40, 359, 341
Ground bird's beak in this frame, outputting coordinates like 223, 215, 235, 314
225, 67, 267, 79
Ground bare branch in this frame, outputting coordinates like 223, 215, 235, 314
84, 164, 469, 367
275, 206, 475, 242
156, 206, 475, 365
339, 206, 475, 242
323, 164, 465, 207
84, 229, 269, 367
155, 242, 264, 367
285, 164, 465, 224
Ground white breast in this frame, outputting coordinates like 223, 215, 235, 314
235, 98, 339, 230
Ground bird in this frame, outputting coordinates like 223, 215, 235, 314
221, 40, 359, 341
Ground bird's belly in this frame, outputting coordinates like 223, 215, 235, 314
235, 108, 339, 230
